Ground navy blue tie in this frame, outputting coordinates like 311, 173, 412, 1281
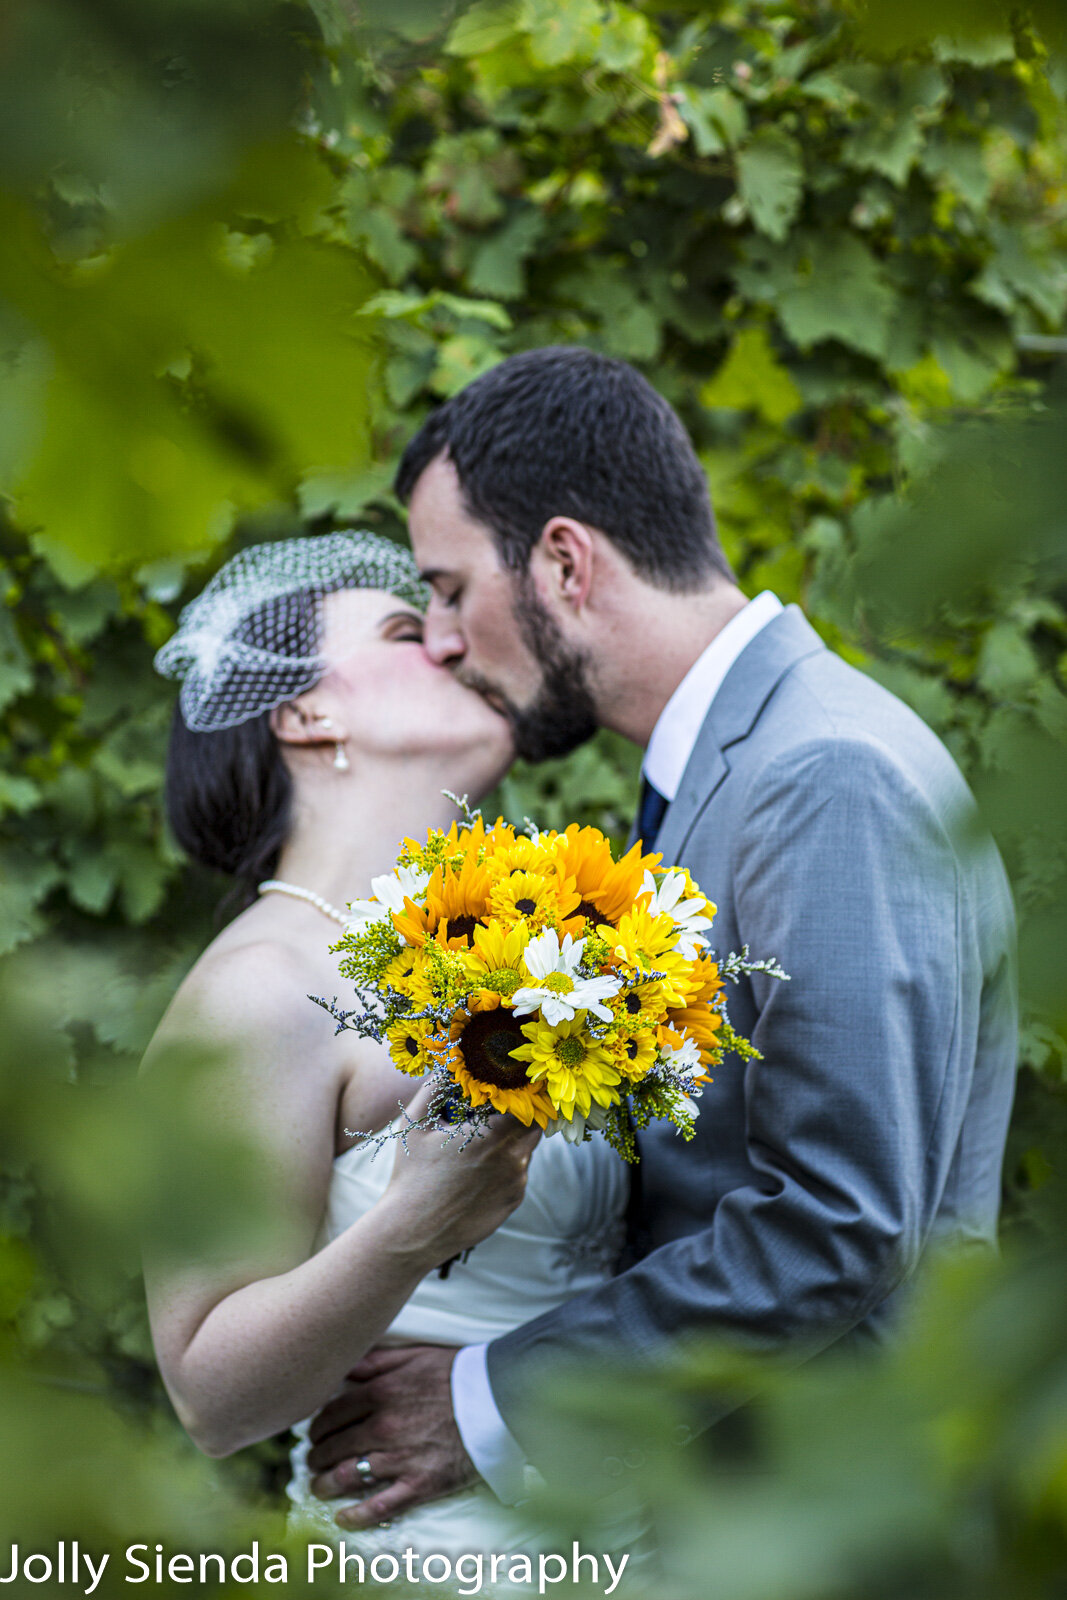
636, 776, 669, 850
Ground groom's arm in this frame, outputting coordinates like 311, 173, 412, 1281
483, 735, 993, 1455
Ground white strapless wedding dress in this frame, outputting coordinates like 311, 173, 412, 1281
286, 1123, 634, 1562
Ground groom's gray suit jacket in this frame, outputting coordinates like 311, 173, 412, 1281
488, 606, 1017, 1443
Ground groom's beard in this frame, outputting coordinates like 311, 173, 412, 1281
459, 578, 599, 764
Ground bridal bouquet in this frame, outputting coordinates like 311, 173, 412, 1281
326, 811, 777, 1162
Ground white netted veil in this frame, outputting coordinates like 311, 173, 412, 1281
154, 531, 428, 732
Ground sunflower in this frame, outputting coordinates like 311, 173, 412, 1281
659, 953, 725, 1071
688, 952, 725, 1005
489, 869, 579, 930
609, 1026, 659, 1082
385, 1014, 439, 1077
393, 851, 496, 948
410, 814, 490, 877
510, 1015, 622, 1120
613, 904, 693, 1007
551, 825, 661, 933
439, 993, 554, 1127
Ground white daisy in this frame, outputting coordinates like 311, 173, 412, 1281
660, 1032, 704, 1076
512, 928, 622, 1026
640, 868, 715, 960
544, 1102, 610, 1142
346, 864, 430, 937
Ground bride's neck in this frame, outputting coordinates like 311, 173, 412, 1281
271, 763, 472, 908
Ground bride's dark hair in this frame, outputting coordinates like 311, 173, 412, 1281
165, 708, 292, 908
163, 588, 319, 909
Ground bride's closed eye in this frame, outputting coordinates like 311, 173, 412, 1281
381, 612, 425, 644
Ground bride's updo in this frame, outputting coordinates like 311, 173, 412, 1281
155, 532, 426, 902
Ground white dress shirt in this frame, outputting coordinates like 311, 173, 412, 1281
451, 591, 785, 1503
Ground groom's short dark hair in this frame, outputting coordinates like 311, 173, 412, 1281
395, 346, 733, 591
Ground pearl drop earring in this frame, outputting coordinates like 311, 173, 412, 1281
333, 742, 350, 772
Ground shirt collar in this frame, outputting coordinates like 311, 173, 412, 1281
642, 591, 784, 801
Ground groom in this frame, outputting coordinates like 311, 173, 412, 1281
306, 346, 1017, 1522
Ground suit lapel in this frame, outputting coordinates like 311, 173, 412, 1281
652, 606, 827, 863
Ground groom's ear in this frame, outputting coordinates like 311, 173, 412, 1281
534, 517, 595, 611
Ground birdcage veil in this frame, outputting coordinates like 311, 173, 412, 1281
153, 531, 428, 732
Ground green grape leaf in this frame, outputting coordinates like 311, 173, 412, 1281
431, 334, 504, 396
66, 850, 120, 917
977, 622, 1043, 697
298, 462, 396, 519
971, 225, 1067, 325
0, 606, 33, 712
519, 0, 602, 66
736, 129, 804, 242
841, 64, 947, 186
0, 849, 61, 956
468, 208, 546, 299
701, 327, 803, 424
0, 773, 40, 817
446, 0, 521, 57
920, 135, 994, 209
678, 87, 748, 155
776, 232, 896, 359
116, 842, 172, 924
596, 6, 652, 73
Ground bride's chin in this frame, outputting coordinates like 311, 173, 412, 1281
440, 742, 514, 797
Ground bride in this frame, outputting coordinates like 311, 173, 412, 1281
143, 531, 631, 1561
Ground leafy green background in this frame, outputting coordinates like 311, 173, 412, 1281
1, 0, 1066, 1593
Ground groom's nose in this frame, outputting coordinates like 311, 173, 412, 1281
422, 603, 466, 667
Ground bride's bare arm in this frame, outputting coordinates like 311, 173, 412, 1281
142, 944, 537, 1459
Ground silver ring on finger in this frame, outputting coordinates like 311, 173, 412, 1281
355, 1457, 376, 1487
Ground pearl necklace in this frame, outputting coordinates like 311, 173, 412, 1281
257, 879, 350, 927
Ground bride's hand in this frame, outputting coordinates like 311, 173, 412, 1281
379, 1084, 541, 1268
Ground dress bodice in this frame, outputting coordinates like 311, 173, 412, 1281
321, 1123, 628, 1343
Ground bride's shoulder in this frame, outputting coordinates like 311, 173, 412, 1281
145, 925, 324, 1070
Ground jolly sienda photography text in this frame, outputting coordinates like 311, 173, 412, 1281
2, 1542, 631, 1595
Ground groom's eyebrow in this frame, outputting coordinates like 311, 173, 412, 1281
418, 567, 455, 589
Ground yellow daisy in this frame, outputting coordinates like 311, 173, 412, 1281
462, 918, 532, 1002
613, 904, 693, 1007
510, 1016, 622, 1120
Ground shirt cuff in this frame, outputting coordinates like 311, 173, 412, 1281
451, 1342, 539, 1506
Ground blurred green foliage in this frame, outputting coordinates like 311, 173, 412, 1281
1, 0, 1066, 1593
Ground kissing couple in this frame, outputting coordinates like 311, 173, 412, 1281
145, 346, 1017, 1571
